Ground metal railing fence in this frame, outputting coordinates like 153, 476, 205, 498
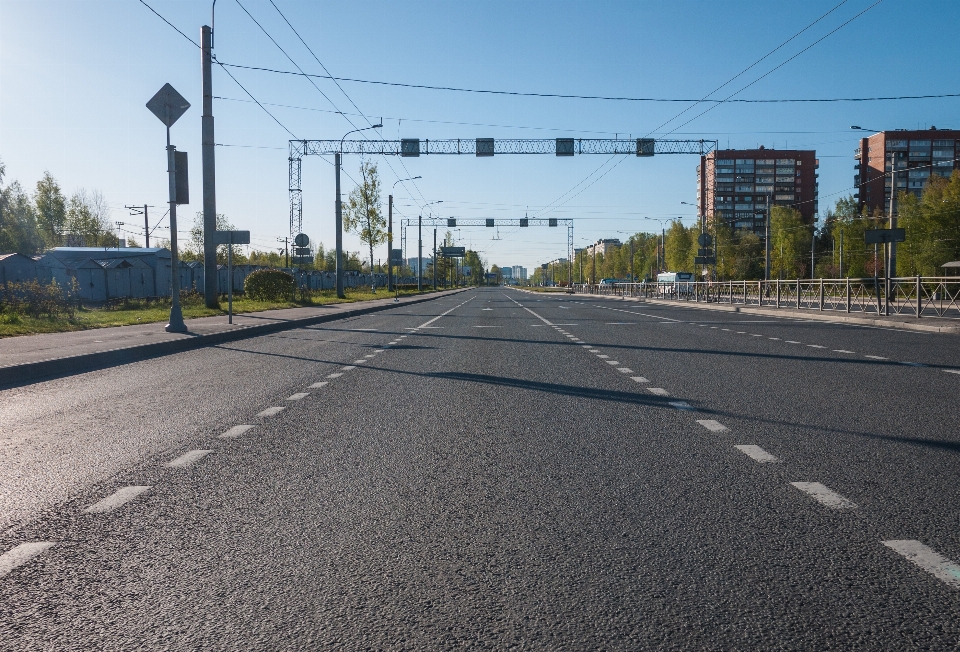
573, 277, 960, 319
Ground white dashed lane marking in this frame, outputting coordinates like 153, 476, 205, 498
0, 542, 56, 578
606, 360, 619, 365
258, 406, 285, 417
669, 401, 694, 411
696, 419, 728, 432
287, 392, 309, 401
647, 388, 669, 396
352, 359, 368, 364
597, 354, 609, 359
219, 425, 254, 439
834, 350, 854, 353
790, 482, 856, 509
786, 341, 800, 344
631, 376, 650, 383
341, 365, 357, 371
882, 540, 960, 589
945, 369, 960, 375
326, 373, 343, 379
864, 355, 888, 360
808, 344, 826, 349
617, 368, 633, 373
735, 445, 779, 463
165, 449, 213, 468
84, 486, 152, 514
309, 381, 328, 389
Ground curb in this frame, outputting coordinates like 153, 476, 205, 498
0, 289, 468, 388
574, 293, 959, 334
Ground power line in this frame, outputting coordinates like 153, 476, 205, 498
217, 61, 960, 105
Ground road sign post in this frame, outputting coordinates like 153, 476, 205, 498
146, 83, 190, 333
213, 230, 250, 324
865, 228, 906, 315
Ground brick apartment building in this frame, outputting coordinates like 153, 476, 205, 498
698, 147, 819, 235
855, 128, 960, 216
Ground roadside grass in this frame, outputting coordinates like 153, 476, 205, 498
0, 286, 437, 338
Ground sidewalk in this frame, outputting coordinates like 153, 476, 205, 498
576, 292, 960, 334
0, 289, 465, 387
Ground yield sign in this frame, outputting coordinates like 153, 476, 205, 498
146, 83, 190, 127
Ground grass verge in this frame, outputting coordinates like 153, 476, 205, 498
0, 287, 439, 338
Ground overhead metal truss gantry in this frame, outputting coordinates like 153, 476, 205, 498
399, 216, 575, 284
287, 137, 718, 236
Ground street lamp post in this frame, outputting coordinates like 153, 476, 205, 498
389, 175, 421, 292
643, 217, 671, 275
337, 124, 382, 298
417, 200, 442, 291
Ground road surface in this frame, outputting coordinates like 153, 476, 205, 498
1, 287, 958, 649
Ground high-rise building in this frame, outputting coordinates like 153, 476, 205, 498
511, 265, 527, 281
698, 147, 819, 234
500, 266, 513, 279
855, 128, 960, 216
584, 239, 621, 256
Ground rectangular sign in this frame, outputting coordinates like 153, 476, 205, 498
390, 248, 403, 265
400, 138, 420, 157
864, 228, 906, 244
694, 256, 717, 265
212, 230, 251, 245
440, 246, 465, 257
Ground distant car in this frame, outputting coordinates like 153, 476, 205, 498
599, 278, 617, 285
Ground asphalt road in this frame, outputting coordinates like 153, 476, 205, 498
1, 287, 958, 650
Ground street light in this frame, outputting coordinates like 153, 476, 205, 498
418, 200, 442, 291
388, 175, 421, 292
335, 123, 382, 298
643, 217, 671, 274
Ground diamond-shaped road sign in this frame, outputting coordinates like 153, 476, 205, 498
146, 83, 190, 127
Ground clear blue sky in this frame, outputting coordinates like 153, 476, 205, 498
1, 0, 958, 269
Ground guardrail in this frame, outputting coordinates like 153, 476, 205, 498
573, 277, 960, 319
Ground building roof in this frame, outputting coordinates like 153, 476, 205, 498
0, 253, 37, 264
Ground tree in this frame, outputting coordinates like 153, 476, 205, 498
463, 250, 485, 285
34, 171, 66, 248
186, 212, 244, 264
343, 161, 386, 277
0, 160, 44, 255
769, 206, 810, 279
64, 189, 116, 247
664, 220, 694, 272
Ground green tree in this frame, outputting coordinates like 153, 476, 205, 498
664, 220, 694, 272
34, 171, 66, 248
343, 161, 386, 276
463, 249, 485, 285
186, 212, 245, 264
64, 189, 116, 247
897, 172, 960, 275
769, 206, 810, 279
0, 160, 44, 254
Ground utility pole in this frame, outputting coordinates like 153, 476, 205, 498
629, 237, 634, 281
764, 194, 771, 281
417, 214, 423, 292
889, 153, 898, 277
278, 236, 289, 268
811, 224, 816, 279
335, 152, 344, 298
387, 194, 393, 291
839, 230, 844, 277
200, 24, 218, 308
124, 205, 151, 247
432, 228, 437, 290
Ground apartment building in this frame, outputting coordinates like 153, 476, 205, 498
698, 147, 819, 234
855, 127, 960, 216
584, 239, 621, 257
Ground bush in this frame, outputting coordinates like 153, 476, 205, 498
244, 269, 294, 301
0, 279, 77, 319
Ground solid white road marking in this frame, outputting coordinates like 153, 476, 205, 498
882, 540, 960, 589
309, 381, 329, 389
648, 388, 669, 396
84, 486, 152, 514
669, 401, 694, 411
257, 406, 286, 417
735, 445, 779, 463
326, 373, 343, 379
166, 449, 214, 468
617, 368, 633, 373
790, 482, 857, 509
631, 376, 649, 383
864, 355, 888, 360
219, 425, 255, 439
0, 542, 56, 578
696, 419, 728, 432
287, 392, 309, 400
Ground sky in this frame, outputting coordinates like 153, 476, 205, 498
1, 0, 959, 270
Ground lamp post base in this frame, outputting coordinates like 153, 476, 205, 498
165, 305, 187, 333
